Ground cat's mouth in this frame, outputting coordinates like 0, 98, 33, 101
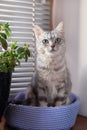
46, 49, 58, 57
49, 48, 56, 52
46, 48, 58, 56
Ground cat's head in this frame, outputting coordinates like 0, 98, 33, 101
33, 22, 65, 57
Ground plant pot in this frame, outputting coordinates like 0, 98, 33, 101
5, 93, 80, 130
0, 72, 12, 121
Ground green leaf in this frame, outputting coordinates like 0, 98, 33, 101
5, 28, 11, 38
0, 32, 7, 39
4, 23, 11, 37
17, 47, 24, 54
0, 23, 3, 30
11, 41, 18, 50
0, 22, 30, 72
0, 35, 8, 50
4, 23, 9, 28
0, 23, 11, 38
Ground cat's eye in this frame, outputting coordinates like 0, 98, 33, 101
42, 39, 49, 45
55, 38, 61, 44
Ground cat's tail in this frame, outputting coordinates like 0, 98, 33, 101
9, 98, 36, 106
8, 85, 37, 106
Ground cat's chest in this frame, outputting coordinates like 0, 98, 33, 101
37, 56, 66, 81
37, 66, 66, 84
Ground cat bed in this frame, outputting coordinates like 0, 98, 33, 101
5, 93, 80, 130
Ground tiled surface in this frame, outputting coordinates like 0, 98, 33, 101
71, 115, 87, 130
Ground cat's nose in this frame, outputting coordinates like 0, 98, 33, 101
51, 45, 55, 49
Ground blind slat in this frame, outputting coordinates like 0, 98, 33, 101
12, 72, 34, 77
11, 82, 30, 87
12, 77, 32, 83
0, 4, 33, 10
14, 67, 35, 72
0, 0, 33, 4
0, 9, 33, 15
0, 0, 50, 95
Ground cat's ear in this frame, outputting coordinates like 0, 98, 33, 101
55, 22, 64, 34
33, 25, 44, 39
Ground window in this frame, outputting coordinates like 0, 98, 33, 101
0, 0, 50, 96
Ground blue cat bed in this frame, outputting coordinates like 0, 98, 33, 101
5, 93, 80, 130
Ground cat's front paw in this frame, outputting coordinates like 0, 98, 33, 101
55, 101, 63, 106
39, 101, 48, 107
54, 96, 70, 106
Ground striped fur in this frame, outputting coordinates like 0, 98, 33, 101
26, 22, 72, 107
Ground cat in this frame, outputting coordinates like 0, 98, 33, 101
25, 22, 72, 107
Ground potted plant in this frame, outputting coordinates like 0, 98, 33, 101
0, 23, 30, 121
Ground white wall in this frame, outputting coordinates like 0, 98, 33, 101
53, 0, 87, 116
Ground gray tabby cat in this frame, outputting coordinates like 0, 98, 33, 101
26, 22, 72, 107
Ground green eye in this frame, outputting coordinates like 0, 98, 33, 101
42, 39, 49, 45
55, 38, 61, 44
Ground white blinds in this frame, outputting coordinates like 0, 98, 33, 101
0, 0, 50, 96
